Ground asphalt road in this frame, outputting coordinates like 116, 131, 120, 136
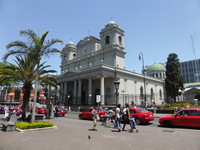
0, 113, 200, 150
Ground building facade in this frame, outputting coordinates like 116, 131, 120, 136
180, 59, 200, 83
56, 21, 165, 106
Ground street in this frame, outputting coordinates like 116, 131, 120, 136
0, 113, 200, 150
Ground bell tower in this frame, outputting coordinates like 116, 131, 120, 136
61, 41, 77, 63
100, 21, 125, 49
100, 21, 126, 69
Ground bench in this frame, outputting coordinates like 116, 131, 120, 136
35, 114, 44, 121
1, 115, 18, 132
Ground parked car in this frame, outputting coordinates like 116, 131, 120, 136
129, 107, 154, 124
79, 107, 107, 120
159, 108, 200, 128
57, 107, 68, 116
36, 107, 49, 114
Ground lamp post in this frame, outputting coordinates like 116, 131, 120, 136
114, 78, 120, 105
139, 52, 147, 109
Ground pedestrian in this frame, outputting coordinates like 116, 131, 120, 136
129, 115, 138, 133
54, 106, 59, 118
174, 105, 179, 113
107, 107, 115, 124
92, 107, 99, 130
115, 104, 122, 132
186, 104, 189, 108
122, 103, 130, 131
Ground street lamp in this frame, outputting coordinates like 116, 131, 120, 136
139, 52, 147, 109
114, 78, 120, 105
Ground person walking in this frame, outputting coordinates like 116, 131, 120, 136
129, 115, 138, 133
122, 103, 130, 131
115, 104, 122, 132
92, 107, 99, 130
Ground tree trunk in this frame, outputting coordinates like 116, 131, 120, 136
22, 82, 32, 121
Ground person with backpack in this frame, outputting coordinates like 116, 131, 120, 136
115, 104, 122, 132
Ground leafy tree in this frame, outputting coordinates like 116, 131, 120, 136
0, 55, 57, 120
165, 53, 184, 102
3, 29, 63, 122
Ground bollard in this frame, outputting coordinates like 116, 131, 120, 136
78, 107, 80, 112
68, 106, 71, 112
153, 107, 156, 114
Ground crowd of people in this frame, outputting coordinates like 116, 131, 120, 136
92, 103, 138, 133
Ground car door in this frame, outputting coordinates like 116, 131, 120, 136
172, 110, 190, 127
84, 109, 92, 119
188, 110, 200, 127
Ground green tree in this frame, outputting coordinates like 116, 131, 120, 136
165, 53, 184, 103
3, 29, 63, 122
0, 55, 57, 120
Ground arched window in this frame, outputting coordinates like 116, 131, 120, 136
159, 89, 162, 100
156, 73, 158, 78
105, 36, 110, 44
64, 53, 67, 60
118, 36, 122, 45
140, 86, 144, 99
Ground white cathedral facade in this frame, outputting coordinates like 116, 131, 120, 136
56, 21, 165, 107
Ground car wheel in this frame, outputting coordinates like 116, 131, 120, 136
79, 115, 84, 120
62, 114, 65, 116
163, 120, 172, 127
135, 118, 141, 125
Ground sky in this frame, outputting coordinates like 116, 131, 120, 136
0, 0, 200, 74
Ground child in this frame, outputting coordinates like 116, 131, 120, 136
129, 115, 138, 133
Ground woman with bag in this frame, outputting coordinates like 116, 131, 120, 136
122, 103, 130, 131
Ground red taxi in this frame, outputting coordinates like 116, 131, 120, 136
159, 108, 200, 128
36, 107, 49, 114
79, 107, 107, 120
57, 107, 67, 116
129, 107, 154, 124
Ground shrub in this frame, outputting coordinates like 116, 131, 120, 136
16, 121, 54, 130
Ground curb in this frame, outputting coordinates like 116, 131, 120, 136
16, 126, 57, 133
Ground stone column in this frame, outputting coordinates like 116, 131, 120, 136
100, 76, 105, 105
88, 78, 92, 105
73, 80, 77, 104
64, 81, 67, 104
78, 79, 82, 105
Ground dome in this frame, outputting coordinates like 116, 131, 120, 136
67, 41, 75, 45
148, 63, 166, 72
108, 21, 117, 25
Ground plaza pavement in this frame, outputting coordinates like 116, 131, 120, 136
0, 113, 200, 150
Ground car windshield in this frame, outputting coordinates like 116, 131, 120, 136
138, 109, 148, 112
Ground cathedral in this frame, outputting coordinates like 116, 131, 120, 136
56, 21, 165, 107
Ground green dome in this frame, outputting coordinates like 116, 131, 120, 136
67, 41, 75, 45
108, 21, 117, 25
148, 63, 166, 71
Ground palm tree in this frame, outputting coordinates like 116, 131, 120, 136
0, 55, 57, 120
3, 29, 63, 122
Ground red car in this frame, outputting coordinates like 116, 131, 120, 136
159, 108, 200, 128
79, 107, 107, 120
36, 108, 49, 114
56, 107, 67, 116
129, 107, 154, 124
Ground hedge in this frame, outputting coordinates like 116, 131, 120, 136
16, 121, 54, 130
